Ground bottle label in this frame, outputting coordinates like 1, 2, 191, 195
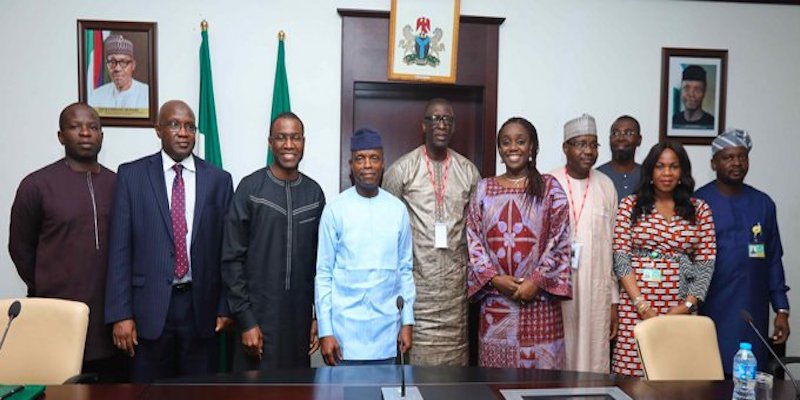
733, 361, 756, 380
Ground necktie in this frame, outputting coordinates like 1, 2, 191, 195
171, 164, 189, 279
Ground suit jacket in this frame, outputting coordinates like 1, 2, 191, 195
105, 153, 233, 340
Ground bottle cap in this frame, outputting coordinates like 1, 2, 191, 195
740, 342, 752, 350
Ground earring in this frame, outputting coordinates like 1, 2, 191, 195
678, 179, 682, 185
649, 179, 654, 184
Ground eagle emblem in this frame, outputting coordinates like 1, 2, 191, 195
399, 16, 445, 67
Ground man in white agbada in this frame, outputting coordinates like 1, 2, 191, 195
89, 34, 149, 109
549, 114, 619, 373
383, 98, 481, 366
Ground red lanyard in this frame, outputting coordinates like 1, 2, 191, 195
423, 147, 450, 207
564, 168, 590, 232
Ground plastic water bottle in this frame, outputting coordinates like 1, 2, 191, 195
732, 342, 757, 400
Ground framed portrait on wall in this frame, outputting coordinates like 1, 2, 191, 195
387, 0, 460, 84
77, 20, 158, 127
659, 47, 727, 145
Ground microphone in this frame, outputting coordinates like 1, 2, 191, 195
740, 309, 800, 400
0, 300, 22, 354
8, 301, 21, 319
396, 295, 406, 398
382, 296, 421, 399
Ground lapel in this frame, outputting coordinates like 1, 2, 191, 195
147, 153, 174, 242
192, 155, 208, 245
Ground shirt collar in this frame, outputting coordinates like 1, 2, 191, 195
161, 150, 196, 173
266, 166, 303, 186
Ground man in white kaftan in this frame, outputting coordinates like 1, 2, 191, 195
549, 114, 619, 373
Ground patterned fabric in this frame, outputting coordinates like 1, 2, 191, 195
563, 113, 597, 142
171, 164, 189, 279
611, 195, 716, 377
711, 128, 752, 156
466, 175, 572, 369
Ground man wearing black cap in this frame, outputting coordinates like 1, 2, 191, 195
672, 64, 715, 129
315, 128, 416, 366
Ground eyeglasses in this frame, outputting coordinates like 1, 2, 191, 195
106, 59, 133, 68
611, 130, 638, 137
271, 133, 304, 144
567, 140, 600, 151
164, 121, 197, 134
424, 115, 455, 126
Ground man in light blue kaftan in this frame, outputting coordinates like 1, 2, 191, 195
315, 128, 416, 366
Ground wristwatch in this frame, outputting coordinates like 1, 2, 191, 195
684, 300, 697, 313
778, 309, 790, 316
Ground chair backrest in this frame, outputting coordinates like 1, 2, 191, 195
0, 298, 89, 384
634, 315, 724, 380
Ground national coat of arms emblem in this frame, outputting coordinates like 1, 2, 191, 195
398, 16, 445, 67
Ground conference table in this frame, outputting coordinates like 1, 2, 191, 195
42, 366, 797, 399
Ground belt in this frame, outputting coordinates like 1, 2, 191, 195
172, 282, 192, 292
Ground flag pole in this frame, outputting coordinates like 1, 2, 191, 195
267, 29, 291, 166
199, 17, 229, 371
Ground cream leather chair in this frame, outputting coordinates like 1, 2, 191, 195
634, 315, 724, 380
0, 298, 89, 384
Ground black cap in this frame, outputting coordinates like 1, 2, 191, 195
682, 65, 707, 84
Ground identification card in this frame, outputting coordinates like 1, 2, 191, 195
641, 268, 663, 282
748, 243, 766, 259
570, 242, 583, 270
434, 222, 448, 248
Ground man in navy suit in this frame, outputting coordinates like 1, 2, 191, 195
105, 100, 234, 383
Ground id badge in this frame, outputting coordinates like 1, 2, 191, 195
434, 222, 448, 248
748, 243, 766, 259
642, 268, 663, 282
570, 242, 583, 270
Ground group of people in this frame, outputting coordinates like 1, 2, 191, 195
465, 112, 789, 378
8, 97, 789, 383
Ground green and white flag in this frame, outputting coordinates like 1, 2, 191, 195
198, 22, 222, 167
267, 33, 291, 165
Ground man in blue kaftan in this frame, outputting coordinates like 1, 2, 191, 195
696, 128, 790, 373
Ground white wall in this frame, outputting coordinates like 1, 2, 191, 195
2, 0, 799, 354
